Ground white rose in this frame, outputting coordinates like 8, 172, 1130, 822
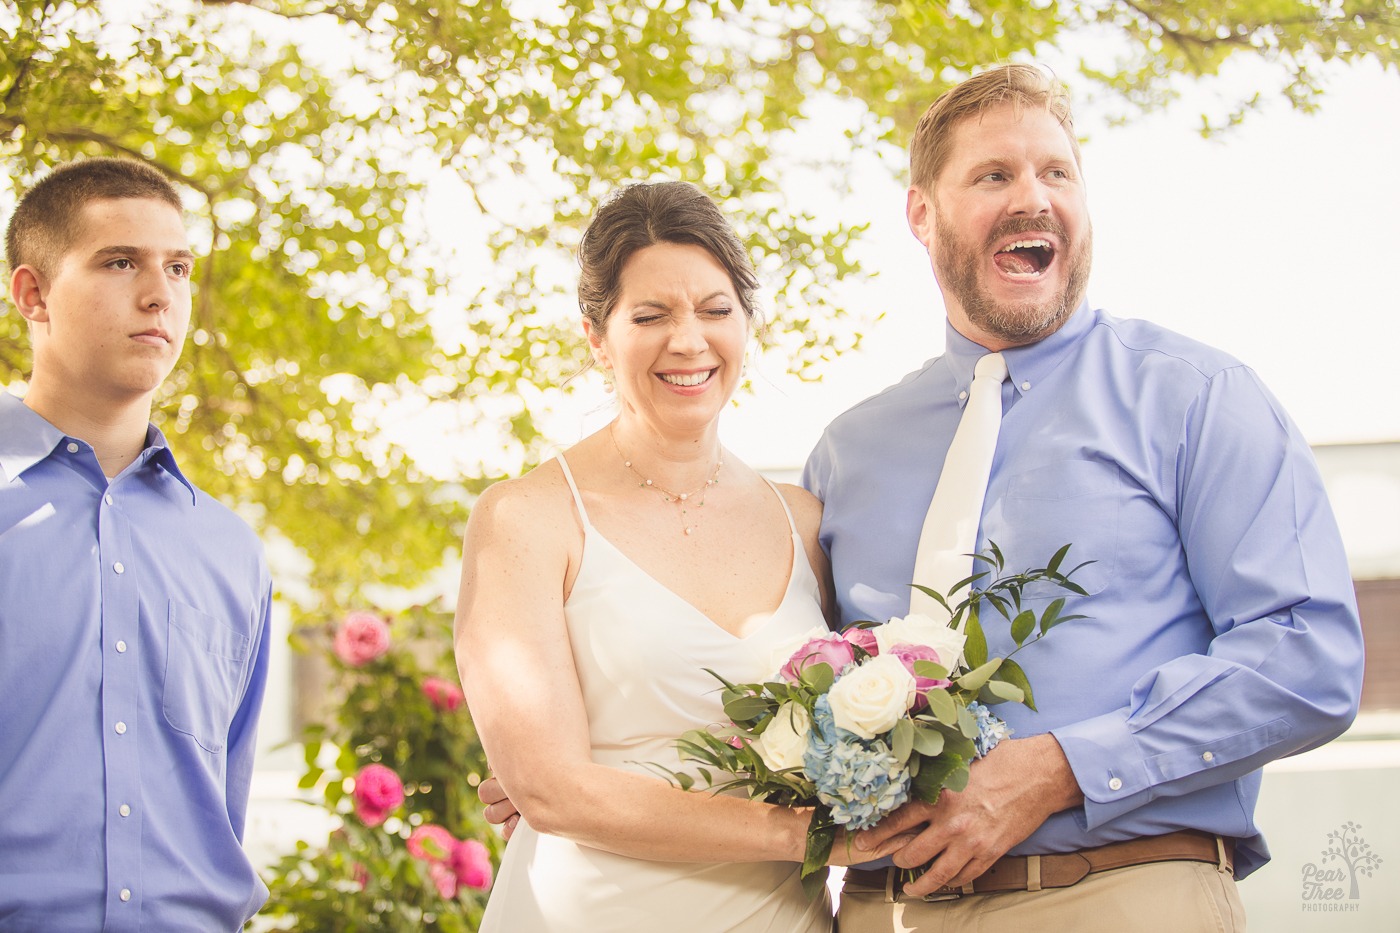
876, 613, 967, 670
753, 701, 812, 772
827, 654, 917, 739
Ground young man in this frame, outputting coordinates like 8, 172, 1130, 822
0, 158, 272, 931
805, 64, 1364, 931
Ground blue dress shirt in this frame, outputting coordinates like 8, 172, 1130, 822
804, 304, 1364, 878
0, 393, 272, 931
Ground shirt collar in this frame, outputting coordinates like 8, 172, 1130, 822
0, 393, 197, 503
942, 301, 1098, 403
0, 393, 64, 482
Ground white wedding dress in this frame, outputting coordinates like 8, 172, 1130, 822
478, 455, 832, 932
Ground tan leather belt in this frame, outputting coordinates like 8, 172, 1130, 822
844, 830, 1234, 899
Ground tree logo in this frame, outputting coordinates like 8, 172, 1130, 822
1301, 821, 1384, 912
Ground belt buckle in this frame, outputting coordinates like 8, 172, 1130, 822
921, 889, 963, 902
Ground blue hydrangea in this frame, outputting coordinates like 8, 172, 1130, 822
967, 701, 1013, 757
804, 695, 911, 830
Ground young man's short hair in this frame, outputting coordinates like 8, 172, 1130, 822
4, 157, 182, 277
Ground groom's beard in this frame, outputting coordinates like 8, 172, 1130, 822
934, 210, 1093, 347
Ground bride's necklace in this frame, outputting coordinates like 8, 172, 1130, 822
608, 424, 723, 536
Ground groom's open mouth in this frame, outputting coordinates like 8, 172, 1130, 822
993, 238, 1055, 278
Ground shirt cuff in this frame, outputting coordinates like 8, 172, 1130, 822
1051, 710, 1152, 829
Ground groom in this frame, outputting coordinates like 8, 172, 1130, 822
804, 63, 1364, 930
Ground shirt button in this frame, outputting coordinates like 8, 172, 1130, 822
958, 390, 969, 401
1202, 751, 1215, 763
116, 640, 127, 653
1108, 777, 1123, 791
66, 442, 79, 453
114, 721, 127, 735
104, 494, 114, 505
113, 562, 125, 574
119, 804, 131, 817
120, 888, 131, 902
1020, 381, 1031, 391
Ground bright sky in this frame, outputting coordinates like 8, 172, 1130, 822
539, 59, 1400, 472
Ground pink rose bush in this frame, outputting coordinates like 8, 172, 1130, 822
333, 610, 391, 666
352, 763, 405, 827
407, 824, 494, 897
451, 838, 494, 891
422, 676, 465, 712
262, 603, 499, 928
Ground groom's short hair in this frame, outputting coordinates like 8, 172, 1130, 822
909, 63, 1081, 192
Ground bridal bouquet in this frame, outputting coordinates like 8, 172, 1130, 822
661, 544, 1089, 896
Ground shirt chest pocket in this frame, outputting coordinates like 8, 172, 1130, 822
163, 601, 249, 753
998, 459, 1122, 597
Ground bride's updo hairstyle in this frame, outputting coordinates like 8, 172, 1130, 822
577, 181, 762, 348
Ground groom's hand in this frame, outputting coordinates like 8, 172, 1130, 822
854, 734, 1083, 898
479, 775, 521, 839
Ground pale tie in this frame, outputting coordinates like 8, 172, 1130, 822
909, 351, 1009, 620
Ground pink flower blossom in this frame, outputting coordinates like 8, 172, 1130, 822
450, 838, 494, 891
407, 823, 458, 863
352, 763, 405, 827
422, 676, 465, 712
780, 633, 856, 682
334, 610, 391, 667
841, 626, 880, 658
428, 861, 459, 899
890, 642, 953, 711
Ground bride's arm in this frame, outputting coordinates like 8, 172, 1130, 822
454, 473, 811, 864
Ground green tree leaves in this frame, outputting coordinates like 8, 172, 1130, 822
2, 0, 1393, 607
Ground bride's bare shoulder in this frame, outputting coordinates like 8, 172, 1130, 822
467, 457, 578, 538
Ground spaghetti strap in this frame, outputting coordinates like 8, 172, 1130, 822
761, 477, 800, 538
554, 454, 593, 530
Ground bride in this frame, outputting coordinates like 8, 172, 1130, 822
453, 181, 898, 931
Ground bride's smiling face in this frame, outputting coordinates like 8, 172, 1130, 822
586, 241, 749, 436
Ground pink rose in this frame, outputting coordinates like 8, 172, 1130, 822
450, 838, 494, 891
352, 763, 405, 827
334, 610, 391, 667
407, 823, 458, 862
780, 633, 856, 682
890, 643, 952, 711
841, 626, 880, 658
422, 676, 465, 712
428, 861, 459, 899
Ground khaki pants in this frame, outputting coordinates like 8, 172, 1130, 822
837, 859, 1245, 933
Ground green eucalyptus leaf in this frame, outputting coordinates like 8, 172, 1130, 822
923, 687, 957, 725
955, 658, 1003, 693
891, 717, 915, 762
980, 678, 1025, 705
910, 724, 945, 756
